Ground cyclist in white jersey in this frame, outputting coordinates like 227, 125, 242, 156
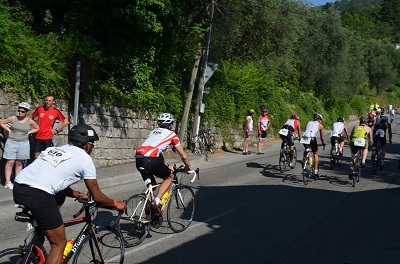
330, 117, 350, 161
13, 124, 126, 264
301, 113, 325, 177
134, 113, 192, 216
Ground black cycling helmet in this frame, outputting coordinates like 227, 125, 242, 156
337, 117, 344, 122
68, 124, 99, 146
359, 117, 367, 124
313, 113, 323, 121
380, 115, 388, 123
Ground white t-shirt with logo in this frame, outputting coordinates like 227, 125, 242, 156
15, 144, 96, 195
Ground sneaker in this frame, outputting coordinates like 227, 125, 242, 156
361, 162, 366, 168
257, 151, 264, 155
289, 162, 295, 169
4, 182, 13, 190
150, 202, 162, 216
140, 215, 151, 223
242, 152, 247, 155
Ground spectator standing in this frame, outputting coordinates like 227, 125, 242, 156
0, 102, 39, 189
242, 109, 255, 155
257, 107, 271, 154
31, 95, 69, 158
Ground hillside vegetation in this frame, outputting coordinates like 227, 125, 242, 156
0, 0, 399, 139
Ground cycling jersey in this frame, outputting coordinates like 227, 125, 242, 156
351, 125, 368, 142
303, 121, 319, 138
258, 116, 270, 131
331, 122, 345, 135
135, 128, 180, 158
15, 144, 96, 195
282, 118, 299, 133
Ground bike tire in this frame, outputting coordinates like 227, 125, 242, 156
167, 186, 195, 233
302, 159, 310, 185
72, 226, 124, 264
291, 148, 297, 169
279, 152, 286, 173
0, 247, 39, 264
372, 153, 377, 174
117, 194, 149, 248
378, 153, 384, 171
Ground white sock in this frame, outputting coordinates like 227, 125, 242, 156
154, 197, 160, 205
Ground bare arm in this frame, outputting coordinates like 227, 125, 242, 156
319, 124, 325, 144
53, 118, 70, 135
0, 116, 15, 134
28, 120, 39, 136
175, 145, 192, 171
84, 179, 126, 212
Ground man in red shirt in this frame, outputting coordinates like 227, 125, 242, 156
257, 108, 271, 154
31, 95, 69, 158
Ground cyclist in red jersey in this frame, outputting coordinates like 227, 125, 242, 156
31, 95, 69, 158
257, 108, 271, 154
134, 113, 192, 215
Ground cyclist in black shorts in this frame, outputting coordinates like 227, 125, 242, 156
13, 124, 126, 264
134, 113, 192, 215
279, 114, 302, 168
372, 116, 392, 167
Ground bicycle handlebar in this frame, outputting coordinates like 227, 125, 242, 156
173, 165, 200, 183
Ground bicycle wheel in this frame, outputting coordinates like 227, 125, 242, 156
371, 152, 377, 174
72, 226, 124, 264
291, 148, 297, 169
279, 151, 286, 173
302, 159, 310, 185
167, 186, 195, 233
117, 194, 149, 247
378, 153, 384, 171
0, 247, 39, 263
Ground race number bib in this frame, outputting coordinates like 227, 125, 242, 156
278, 128, 289, 136
375, 129, 385, 138
354, 138, 366, 147
300, 137, 311, 144
331, 131, 341, 137
39, 147, 74, 167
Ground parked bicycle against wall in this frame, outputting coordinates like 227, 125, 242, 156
191, 129, 215, 161
117, 165, 199, 248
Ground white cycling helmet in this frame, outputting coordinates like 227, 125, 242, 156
313, 113, 323, 121
18, 102, 30, 111
157, 113, 174, 127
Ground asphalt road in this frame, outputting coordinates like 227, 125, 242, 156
0, 119, 399, 264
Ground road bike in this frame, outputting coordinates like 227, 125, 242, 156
302, 145, 314, 185
278, 135, 297, 173
191, 129, 215, 161
330, 133, 345, 169
350, 137, 366, 187
117, 165, 199, 248
371, 129, 385, 174
0, 197, 124, 263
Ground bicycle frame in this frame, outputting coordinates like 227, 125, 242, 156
12, 202, 107, 264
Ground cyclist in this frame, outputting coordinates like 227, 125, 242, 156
242, 109, 255, 155
279, 114, 302, 168
134, 113, 192, 217
367, 109, 376, 128
349, 117, 373, 178
372, 115, 392, 167
13, 124, 126, 264
301, 113, 325, 177
330, 117, 350, 162
257, 107, 271, 154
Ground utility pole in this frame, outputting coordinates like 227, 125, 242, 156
192, 2, 215, 142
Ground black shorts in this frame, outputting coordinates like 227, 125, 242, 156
350, 143, 365, 155
303, 138, 318, 153
330, 136, 344, 147
34, 139, 54, 153
259, 131, 267, 139
280, 133, 295, 147
373, 136, 386, 146
13, 183, 63, 231
135, 155, 171, 184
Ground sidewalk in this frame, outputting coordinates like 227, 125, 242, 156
0, 152, 210, 206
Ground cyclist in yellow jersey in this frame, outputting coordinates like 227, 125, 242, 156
349, 117, 373, 177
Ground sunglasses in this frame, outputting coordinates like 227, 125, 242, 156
87, 142, 96, 147
18, 109, 26, 113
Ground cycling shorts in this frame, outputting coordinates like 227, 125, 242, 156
279, 133, 295, 147
303, 138, 318, 153
34, 139, 54, 153
330, 136, 344, 147
373, 135, 386, 146
350, 143, 366, 155
13, 183, 63, 231
135, 154, 172, 185
259, 130, 267, 139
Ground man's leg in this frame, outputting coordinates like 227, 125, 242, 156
43, 225, 67, 264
